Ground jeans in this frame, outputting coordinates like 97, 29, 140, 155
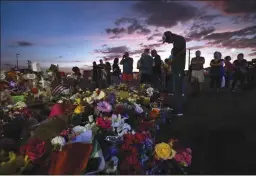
210, 75, 222, 89
171, 71, 185, 113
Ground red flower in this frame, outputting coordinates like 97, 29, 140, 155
134, 133, 146, 143
31, 87, 38, 94
96, 117, 111, 129
20, 138, 46, 163
121, 144, 138, 154
123, 133, 135, 144
126, 155, 139, 165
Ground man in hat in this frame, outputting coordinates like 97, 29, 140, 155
162, 31, 186, 116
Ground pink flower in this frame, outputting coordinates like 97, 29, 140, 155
174, 148, 192, 167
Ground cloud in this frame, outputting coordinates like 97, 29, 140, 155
249, 52, 256, 56
8, 41, 34, 47
95, 45, 129, 54
186, 25, 215, 41
147, 32, 162, 41
204, 25, 256, 49
187, 45, 206, 50
105, 27, 126, 35
139, 42, 162, 49
132, 1, 199, 28
206, 1, 256, 15
106, 18, 151, 38
17, 41, 34, 46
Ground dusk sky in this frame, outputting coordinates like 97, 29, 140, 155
1, 1, 256, 72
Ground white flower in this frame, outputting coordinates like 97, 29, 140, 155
85, 96, 94, 104
73, 125, 87, 135
117, 123, 131, 137
134, 103, 143, 114
51, 136, 66, 146
7, 105, 13, 109
62, 89, 70, 95
112, 114, 127, 128
85, 122, 96, 130
70, 93, 80, 100
88, 115, 94, 123
15, 101, 27, 109
58, 100, 63, 103
146, 87, 154, 97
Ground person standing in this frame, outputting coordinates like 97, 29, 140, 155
224, 56, 233, 89
231, 53, 248, 92
120, 52, 133, 85
105, 62, 112, 86
162, 31, 186, 116
138, 49, 154, 85
97, 59, 107, 89
151, 49, 162, 89
210, 52, 223, 92
112, 58, 121, 85
92, 61, 99, 88
190, 50, 205, 93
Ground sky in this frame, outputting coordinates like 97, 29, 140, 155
1, 1, 256, 72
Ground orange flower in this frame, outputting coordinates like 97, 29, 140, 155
149, 108, 160, 119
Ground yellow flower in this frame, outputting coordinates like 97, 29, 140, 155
74, 104, 84, 114
0, 152, 16, 166
155, 142, 176, 160
75, 98, 81, 104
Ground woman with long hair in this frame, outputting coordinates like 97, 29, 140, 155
210, 52, 224, 92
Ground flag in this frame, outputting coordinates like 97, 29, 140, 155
51, 79, 68, 96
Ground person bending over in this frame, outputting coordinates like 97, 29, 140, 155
162, 31, 186, 116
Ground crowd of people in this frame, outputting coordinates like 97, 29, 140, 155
79, 31, 254, 116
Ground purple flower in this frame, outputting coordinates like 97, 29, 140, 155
97, 101, 112, 112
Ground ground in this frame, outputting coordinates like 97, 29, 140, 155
79, 77, 256, 174
158, 88, 256, 174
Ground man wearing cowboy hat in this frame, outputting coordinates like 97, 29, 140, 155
162, 31, 186, 116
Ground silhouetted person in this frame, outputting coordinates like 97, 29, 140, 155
92, 61, 99, 88
232, 53, 248, 92
105, 62, 111, 86
151, 49, 162, 89
224, 56, 233, 89
162, 31, 186, 116
190, 50, 205, 93
120, 52, 133, 85
112, 58, 121, 85
138, 48, 154, 85
210, 52, 223, 92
